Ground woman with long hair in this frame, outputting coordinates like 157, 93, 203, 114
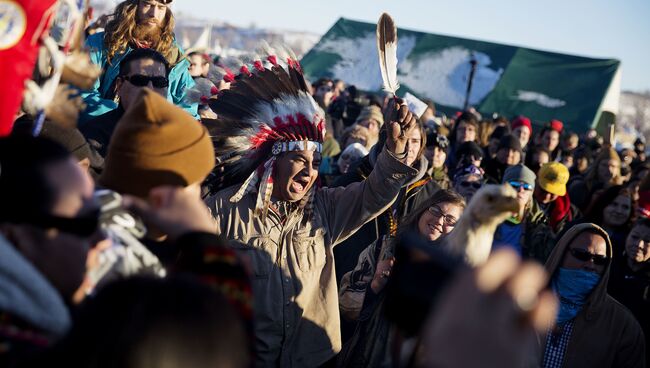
569, 147, 622, 211
584, 185, 636, 258
338, 189, 465, 367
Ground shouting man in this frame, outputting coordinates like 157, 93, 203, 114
81, 0, 197, 123
205, 55, 418, 367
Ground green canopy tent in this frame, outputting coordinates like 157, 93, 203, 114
301, 17, 621, 134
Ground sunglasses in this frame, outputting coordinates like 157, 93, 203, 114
19, 210, 101, 238
427, 205, 457, 227
460, 181, 482, 189
569, 248, 608, 266
508, 181, 533, 191
123, 74, 169, 88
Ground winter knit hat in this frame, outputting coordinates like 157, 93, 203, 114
99, 88, 215, 198
354, 105, 384, 127
503, 164, 536, 188
549, 119, 564, 133
498, 134, 523, 153
456, 141, 484, 160
511, 116, 532, 135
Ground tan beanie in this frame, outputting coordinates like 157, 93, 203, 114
355, 105, 384, 127
99, 88, 215, 198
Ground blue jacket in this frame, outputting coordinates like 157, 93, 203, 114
80, 32, 198, 124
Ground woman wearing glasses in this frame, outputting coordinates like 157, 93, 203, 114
338, 189, 465, 367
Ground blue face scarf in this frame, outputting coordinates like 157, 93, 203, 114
552, 267, 601, 324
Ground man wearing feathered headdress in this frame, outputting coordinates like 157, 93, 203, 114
204, 55, 419, 367
80, 0, 198, 123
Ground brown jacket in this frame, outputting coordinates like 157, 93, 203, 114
205, 148, 417, 368
537, 223, 645, 368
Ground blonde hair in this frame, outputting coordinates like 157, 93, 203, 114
104, 0, 176, 63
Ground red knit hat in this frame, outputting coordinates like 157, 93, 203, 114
550, 119, 564, 133
511, 116, 532, 135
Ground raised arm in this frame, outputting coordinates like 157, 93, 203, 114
318, 102, 418, 245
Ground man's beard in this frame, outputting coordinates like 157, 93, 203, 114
132, 21, 163, 47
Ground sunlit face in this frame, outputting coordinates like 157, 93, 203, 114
534, 184, 559, 205
406, 128, 422, 167
358, 119, 380, 138
561, 155, 574, 169
561, 232, 607, 275
576, 157, 589, 173
625, 223, 650, 264
417, 201, 463, 241
597, 159, 620, 183
188, 54, 209, 78
542, 130, 560, 152
533, 151, 550, 171
497, 148, 521, 166
456, 121, 476, 143
432, 146, 447, 169
454, 174, 482, 202
564, 135, 579, 151
116, 58, 168, 110
508, 181, 533, 217
44, 157, 94, 218
272, 150, 321, 202
137, 0, 167, 27
315, 83, 334, 107
512, 126, 530, 148
603, 194, 632, 228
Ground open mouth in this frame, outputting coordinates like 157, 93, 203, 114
291, 177, 310, 193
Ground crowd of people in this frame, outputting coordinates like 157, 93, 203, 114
1, 0, 648, 367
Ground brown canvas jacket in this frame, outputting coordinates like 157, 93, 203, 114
205, 147, 417, 368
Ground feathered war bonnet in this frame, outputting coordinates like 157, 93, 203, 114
205, 48, 326, 221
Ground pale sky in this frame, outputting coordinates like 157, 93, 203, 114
172, 0, 650, 92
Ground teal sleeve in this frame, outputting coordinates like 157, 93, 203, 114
79, 33, 118, 125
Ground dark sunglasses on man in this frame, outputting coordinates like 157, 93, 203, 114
569, 247, 608, 266
124, 74, 169, 88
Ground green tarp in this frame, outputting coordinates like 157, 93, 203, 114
301, 18, 620, 133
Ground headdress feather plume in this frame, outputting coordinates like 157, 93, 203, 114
376, 13, 400, 95
203, 47, 325, 224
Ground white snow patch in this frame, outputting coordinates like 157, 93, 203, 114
513, 90, 566, 108
313, 32, 417, 91
399, 46, 503, 108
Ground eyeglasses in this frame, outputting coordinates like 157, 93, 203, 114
123, 74, 169, 88
427, 205, 457, 227
460, 181, 482, 189
569, 248, 608, 266
508, 181, 533, 191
